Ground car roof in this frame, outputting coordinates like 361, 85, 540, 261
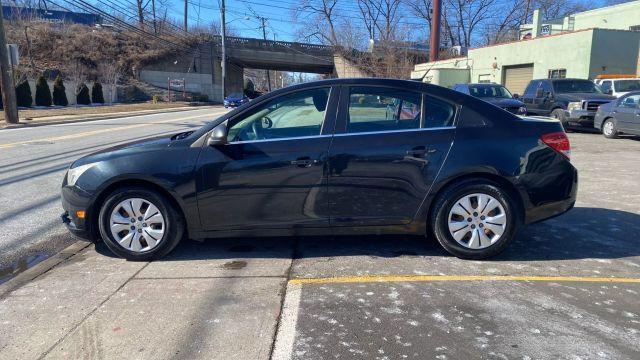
532, 78, 591, 82
261, 78, 464, 101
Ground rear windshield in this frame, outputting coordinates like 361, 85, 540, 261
553, 80, 602, 94
468, 85, 513, 99
615, 80, 640, 92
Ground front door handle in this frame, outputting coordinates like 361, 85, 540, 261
291, 157, 316, 168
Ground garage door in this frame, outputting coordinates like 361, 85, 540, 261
503, 65, 534, 95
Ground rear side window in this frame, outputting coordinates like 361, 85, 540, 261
347, 87, 421, 134
523, 81, 539, 97
424, 95, 456, 128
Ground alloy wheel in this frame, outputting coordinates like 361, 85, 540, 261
447, 193, 507, 250
603, 121, 614, 136
109, 198, 165, 252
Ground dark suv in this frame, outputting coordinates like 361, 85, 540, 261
453, 83, 527, 115
522, 78, 615, 128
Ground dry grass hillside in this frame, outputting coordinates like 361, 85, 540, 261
5, 21, 187, 82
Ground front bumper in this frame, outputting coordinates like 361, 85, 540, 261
564, 109, 595, 127
60, 181, 96, 241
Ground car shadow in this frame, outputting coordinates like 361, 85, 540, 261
94, 207, 640, 262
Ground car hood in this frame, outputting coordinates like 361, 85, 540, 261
556, 93, 616, 102
71, 134, 176, 167
482, 98, 524, 107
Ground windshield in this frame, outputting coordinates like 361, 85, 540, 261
553, 80, 602, 94
468, 85, 513, 99
227, 92, 244, 98
615, 80, 640, 92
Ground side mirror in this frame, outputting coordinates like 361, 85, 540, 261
513, 93, 520, 99
206, 121, 228, 146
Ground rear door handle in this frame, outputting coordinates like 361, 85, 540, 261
406, 147, 436, 158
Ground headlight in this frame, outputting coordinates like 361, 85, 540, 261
518, 106, 527, 114
67, 163, 95, 186
567, 102, 582, 111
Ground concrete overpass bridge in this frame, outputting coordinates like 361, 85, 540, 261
139, 36, 336, 102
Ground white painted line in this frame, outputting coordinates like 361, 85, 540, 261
1, 108, 228, 133
271, 283, 303, 360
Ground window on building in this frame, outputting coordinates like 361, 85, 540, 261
548, 69, 567, 79
630, 25, 640, 32
477, 74, 492, 83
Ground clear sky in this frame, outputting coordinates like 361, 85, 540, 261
164, 0, 614, 42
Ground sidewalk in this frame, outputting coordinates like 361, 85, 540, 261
0, 103, 220, 130
0, 239, 292, 359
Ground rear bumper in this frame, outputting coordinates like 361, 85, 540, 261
523, 162, 578, 224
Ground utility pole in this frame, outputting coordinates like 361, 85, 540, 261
258, 17, 271, 91
152, 0, 157, 34
429, 0, 442, 62
220, 0, 226, 101
0, 12, 18, 124
184, 0, 188, 31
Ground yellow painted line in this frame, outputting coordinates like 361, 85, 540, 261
288, 275, 640, 285
0, 113, 216, 149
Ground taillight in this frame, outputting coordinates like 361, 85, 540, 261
541, 132, 571, 160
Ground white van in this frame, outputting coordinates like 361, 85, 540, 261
594, 78, 640, 98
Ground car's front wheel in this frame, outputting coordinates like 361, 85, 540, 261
431, 179, 518, 259
602, 118, 619, 139
98, 187, 184, 261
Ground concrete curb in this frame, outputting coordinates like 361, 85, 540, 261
0, 105, 219, 130
0, 241, 90, 298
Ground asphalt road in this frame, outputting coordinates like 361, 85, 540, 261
0, 107, 227, 272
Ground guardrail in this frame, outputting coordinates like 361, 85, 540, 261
210, 35, 333, 56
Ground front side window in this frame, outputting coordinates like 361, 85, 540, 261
619, 94, 640, 108
227, 88, 330, 142
347, 87, 422, 134
600, 81, 612, 93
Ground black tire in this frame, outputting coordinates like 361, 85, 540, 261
430, 179, 519, 260
98, 187, 184, 261
551, 108, 570, 130
601, 118, 619, 139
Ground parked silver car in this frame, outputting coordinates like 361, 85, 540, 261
594, 91, 640, 138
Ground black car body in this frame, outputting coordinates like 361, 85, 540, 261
452, 83, 527, 115
61, 78, 577, 260
594, 91, 640, 138
521, 78, 615, 128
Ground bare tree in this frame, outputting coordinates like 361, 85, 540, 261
101, 61, 121, 104
296, 0, 340, 45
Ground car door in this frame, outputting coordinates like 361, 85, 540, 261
537, 80, 554, 116
327, 85, 456, 227
615, 94, 640, 133
522, 81, 540, 114
196, 86, 337, 230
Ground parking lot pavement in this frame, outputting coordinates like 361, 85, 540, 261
1, 132, 639, 359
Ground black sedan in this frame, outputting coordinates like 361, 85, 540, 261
452, 83, 527, 115
61, 78, 577, 261
594, 91, 640, 138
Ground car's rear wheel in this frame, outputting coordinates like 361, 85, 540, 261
430, 179, 518, 259
602, 118, 618, 139
98, 187, 184, 261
